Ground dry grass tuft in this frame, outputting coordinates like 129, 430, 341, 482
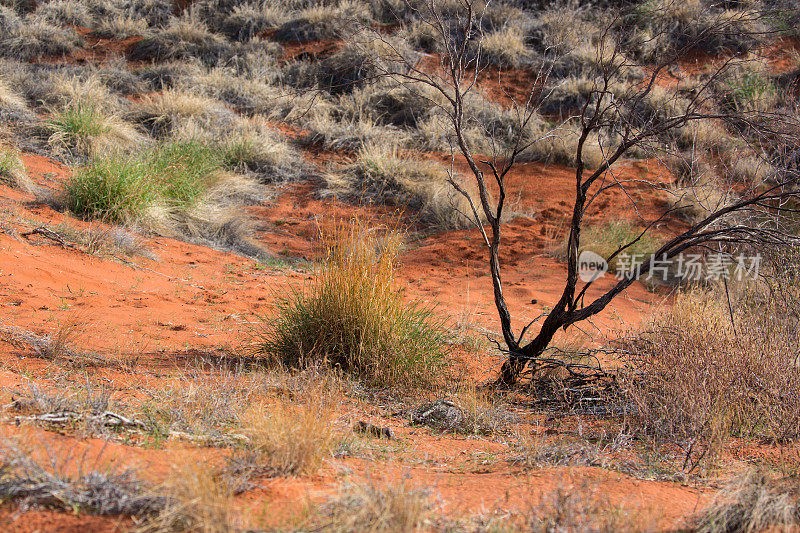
552, 220, 659, 275
240, 386, 340, 476
0, 145, 33, 192
47, 102, 145, 158
0, 15, 81, 61
693, 469, 800, 533
529, 482, 650, 532
318, 477, 433, 532
137, 462, 235, 533
130, 14, 230, 64
477, 26, 532, 68
255, 218, 451, 389
329, 143, 476, 229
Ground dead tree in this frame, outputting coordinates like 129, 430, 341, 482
375, 0, 800, 385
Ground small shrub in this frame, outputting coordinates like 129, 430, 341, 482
92, 15, 149, 39
476, 26, 533, 68
529, 482, 648, 532
284, 34, 410, 94
130, 15, 231, 64
520, 122, 608, 169
132, 88, 235, 138
0, 16, 81, 60
666, 182, 733, 223
139, 462, 234, 533
273, 4, 355, 43
33, 0, 94, 27
47, 102, 144, 158
630, 1, 765, 60
192, 67, 279, 114
449, 386, 513, 435
218, 1, 285, 42
0, 444, 165, 517
217, 124, 297, 180
0, 146, 33, 191
255, 218, 451, 389
621, 286, 800, 470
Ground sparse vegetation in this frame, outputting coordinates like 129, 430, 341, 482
693, 469, 800, 533
316, 477, 433, 532
240, 387, 340, 476
0, 0, 798, 530
0, 442, 166, 517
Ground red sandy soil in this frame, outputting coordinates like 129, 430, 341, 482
39, 28, 143, 66
0, 142, 708, 531
6, 31, 795, 532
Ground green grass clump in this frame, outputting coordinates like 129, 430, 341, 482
65, 141, 222, 223
255, 219, 450, 389
48, 104, 110, 147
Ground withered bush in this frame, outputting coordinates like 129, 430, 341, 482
621, 278, 800, 461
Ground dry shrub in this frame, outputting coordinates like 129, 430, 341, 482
319, 477, 432, 532
693, 469, 800, 533
132, 89, 234, 138
328, 143, 476, 229
529, 482, 651, 533
240, 386, 340, 476
520, 122, 608, 169
92, 14, 149, 39
450, 385, 513, 435
137, 462, 235, 533
621, 285, 800, 468
255, 218, 451, 389
191, 67, 279, 114
665, 178, 735, 223
630, 0, 765, 60
273, 2, 359, 43
511, 436, 612, 470
0, 15, 82, 60
130, 14, 231, 64
0, 441, 165, 518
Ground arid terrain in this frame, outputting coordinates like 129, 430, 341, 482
0, 0, 799, 531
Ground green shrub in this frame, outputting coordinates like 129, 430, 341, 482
65, 141, 222, 223
255, 219, 450, 389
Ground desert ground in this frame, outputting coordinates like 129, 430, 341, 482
0, 0, 799, 531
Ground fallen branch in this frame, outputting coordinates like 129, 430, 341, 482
20, 227, 73, 249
